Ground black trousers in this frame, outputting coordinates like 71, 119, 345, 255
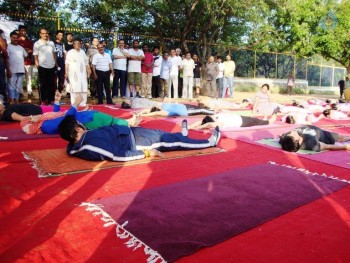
38, 66, 56, 104
96, 70, 113, 104
56, 61, 65, 92
112, 69, 127, 97
241, 116, 269, 127
152, 75, 161, 98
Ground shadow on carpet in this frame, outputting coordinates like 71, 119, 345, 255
82, 162, 349, 262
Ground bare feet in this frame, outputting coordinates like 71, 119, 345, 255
128, 114, 142, 127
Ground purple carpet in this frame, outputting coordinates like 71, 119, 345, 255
0, 129, 58, 141
82, 162, 348, 262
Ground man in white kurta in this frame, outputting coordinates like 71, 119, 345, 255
65, 39, 90, 106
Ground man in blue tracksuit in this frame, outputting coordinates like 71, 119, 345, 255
58, 116, 221, 161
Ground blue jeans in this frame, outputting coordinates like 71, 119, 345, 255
223, 76, 234, 98
113, 69, 127, 97
8, 73, 24, 99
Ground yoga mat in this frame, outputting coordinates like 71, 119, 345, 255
0, 128, 58, 141
82, 162, 349, 262
23, 147, 224, 178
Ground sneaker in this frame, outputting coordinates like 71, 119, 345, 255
209, 126, 221, 146
272, 106, 281, 115
181, 119, 188, 137
135, 94, 142, 98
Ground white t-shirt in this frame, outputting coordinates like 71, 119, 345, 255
128, 48, 144, 73
217, 62, 225, 79
181, 59, 195, 77
92, 53, 112, 71
169, 56, 182, 76
7, 44, 27, 73
112, 47, 128, 70
216, 113, 243, 129
153, 55, 162, 76
33, 39, 56, 68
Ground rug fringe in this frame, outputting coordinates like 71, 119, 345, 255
22, 151, 48, 178
268, 161, 350, 184
81, 202, 166, 263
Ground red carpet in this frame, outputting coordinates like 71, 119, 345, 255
1, 109, 350, 262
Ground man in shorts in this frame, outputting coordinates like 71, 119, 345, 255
127, 40, 144, 98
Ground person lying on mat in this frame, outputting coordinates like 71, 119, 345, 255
20, 92, 141, 135
196, 96, 250, 111
0, 100, 55, 122
58, 116, 221, 161
279, 125, 350, 152
121, 97, 215, 116
188, 110, 278, 130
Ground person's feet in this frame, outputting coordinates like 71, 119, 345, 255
181, 119, 188, 137
208, 126, 221, 146
272, 106, 281, 115
128, 114, 142, 127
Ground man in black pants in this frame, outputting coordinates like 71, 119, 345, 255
91, 43, 114, 104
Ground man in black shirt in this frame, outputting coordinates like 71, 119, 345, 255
279, 125, 350, 152
338, 78, 345, 99
54, 30, 65, 93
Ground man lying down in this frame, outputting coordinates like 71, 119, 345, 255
58, 116, 221, 161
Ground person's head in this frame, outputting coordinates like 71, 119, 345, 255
217, 56, 222, 63
208, 56, 215, 63
55, 30, 64, 41
153, 46, 160, 55
325, 99, 331, 104
346, 76, 349, 81
261, 83, 270, 93
118, 39, 125, 49
181, 54, 185, 60
323, 109, 331, 117
176, 48, 181, 56
84, 42, 90, 50
331, 103, 338, 110
101, 40, 107, 47
58, 115, 86, 143
39, 28, 49, 40
66, 32, 73, 42
142, 44, 148, 52
18, 25, 27, 38
285, 115, 296, 124
170, 49, 176, 57
197, 102, 210, 110
10, 31, 19, 45
121, 101, 131, 109
185, 52, 191, 59
150, 107, 161, 112
73, 39, 81, 50
97, 43, 104, 54
192, 54, 198, 61
242, 99, 249, 103
91, 37, 99, 47
226, 55, 231, 61
279, 132, 301, 152
201, 116, 215, 125
132, 40, 139, 49
163, 51, 169, 60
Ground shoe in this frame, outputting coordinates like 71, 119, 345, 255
112, 96, 118, 99
272, 106, 281, 115
181, 119, 188, 137
209, 126, 221, 146
135, 94, 142, 98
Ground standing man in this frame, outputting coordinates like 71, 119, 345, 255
54, 30, 65, 93
223, 55, 236, 98
168, 49, 181, 98
152, 46, 162, 99
112, 39, 129, 98
141, 44, 154, 98
6, 31, 27, 104
205, 56, 219, 98
287, 74, 295, 96
176, 48, 183, 98
127, 40, 144, 98
65, 39, 90, 107
65, 32, 74, 52
159, 52, 172, 98
0, 29, 7, 102
181, 52, 195, 99
192, 54, 202, 97
216, 56, 224, 98
92, 43, 114, 104
17, 25, 34, 100
33, 28, 57, 105
86, 37, 100, 99
338, 77, 345, 99
101, 40, 112, 58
